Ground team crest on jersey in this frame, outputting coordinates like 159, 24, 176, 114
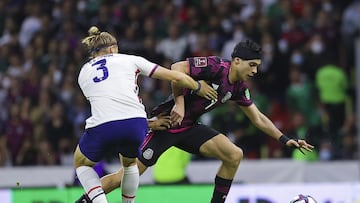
143, 148, 154, 160
194, 57, 207, 67
245, 89, 251, 99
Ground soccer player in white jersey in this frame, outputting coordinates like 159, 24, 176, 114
74, 26, 217, 203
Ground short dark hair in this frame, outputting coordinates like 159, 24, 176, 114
231, 39, 262, 60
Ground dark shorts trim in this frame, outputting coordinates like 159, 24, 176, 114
79, 118, 148, 162
139, 124, 220, 166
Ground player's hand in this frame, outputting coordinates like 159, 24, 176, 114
148, 113, 171, 130
196, 80, 217, 100
170, 104, 185, 126
286, 139, 315, 154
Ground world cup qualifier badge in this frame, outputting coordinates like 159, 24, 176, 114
245, 89, 251, 99
194, 57, 207, 67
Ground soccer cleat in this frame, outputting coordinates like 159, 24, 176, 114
75, 194, 92, 203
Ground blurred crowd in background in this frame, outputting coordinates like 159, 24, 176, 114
0, 0, 357, 167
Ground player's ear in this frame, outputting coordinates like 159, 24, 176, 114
233, 57, 242, 65
109, 46, 118, 53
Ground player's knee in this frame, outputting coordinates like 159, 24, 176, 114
232, 147, 243, 164
224, 147, 243, 167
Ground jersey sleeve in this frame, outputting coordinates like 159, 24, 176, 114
233, 83, 253, 106
132, 55, 159, 77
187, 56, 222, 80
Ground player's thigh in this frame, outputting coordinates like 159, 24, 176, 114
199, 134, 243, 162
175, 124, 219, 154
139, 131, 183, 166
73, 145, 96, 168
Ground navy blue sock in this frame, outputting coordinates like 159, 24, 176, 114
211, 176, 233, 203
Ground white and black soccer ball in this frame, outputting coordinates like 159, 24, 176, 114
290, 194, 317, 203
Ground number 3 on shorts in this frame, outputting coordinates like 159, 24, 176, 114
92, 59, 109, 83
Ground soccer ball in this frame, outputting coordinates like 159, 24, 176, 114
290, 194, 317, 203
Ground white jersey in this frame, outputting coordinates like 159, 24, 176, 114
78, 53, 158, 129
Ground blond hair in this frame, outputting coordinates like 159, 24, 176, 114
81, 26, 117, 58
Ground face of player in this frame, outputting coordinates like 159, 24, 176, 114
232, 58, 261, 82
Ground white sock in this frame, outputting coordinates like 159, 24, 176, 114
121, 165, 139, 203
76, 166, 108, 203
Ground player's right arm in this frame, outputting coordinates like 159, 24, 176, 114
169, 61, 212, 125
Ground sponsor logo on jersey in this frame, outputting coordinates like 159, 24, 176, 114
221, 92, 232, 103
245, 89, 251, 99
143, 148, 154, 160
194, 57, 207, 67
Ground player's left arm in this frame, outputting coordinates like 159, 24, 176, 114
240, 104, 314, 153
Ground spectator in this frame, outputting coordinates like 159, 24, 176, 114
18, 1, 42, 48
0, 17, 19, 46
302, 33, 328, 80
119, 25, 143, 55
315, 62, 349, 158
156, 23, 188, 62
341, 0, 360, 72
0, 119, 7, 166
44, 101, 75, 165
4, 102, 33, 165
190, 32, 217, 57
289, 112, 319, 161
221, 23, 246, 60
139, 36, 165, 65
338, 112, 357, 159
286, 66, 320, 126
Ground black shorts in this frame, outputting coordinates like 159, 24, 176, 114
139, 124, 220, 166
